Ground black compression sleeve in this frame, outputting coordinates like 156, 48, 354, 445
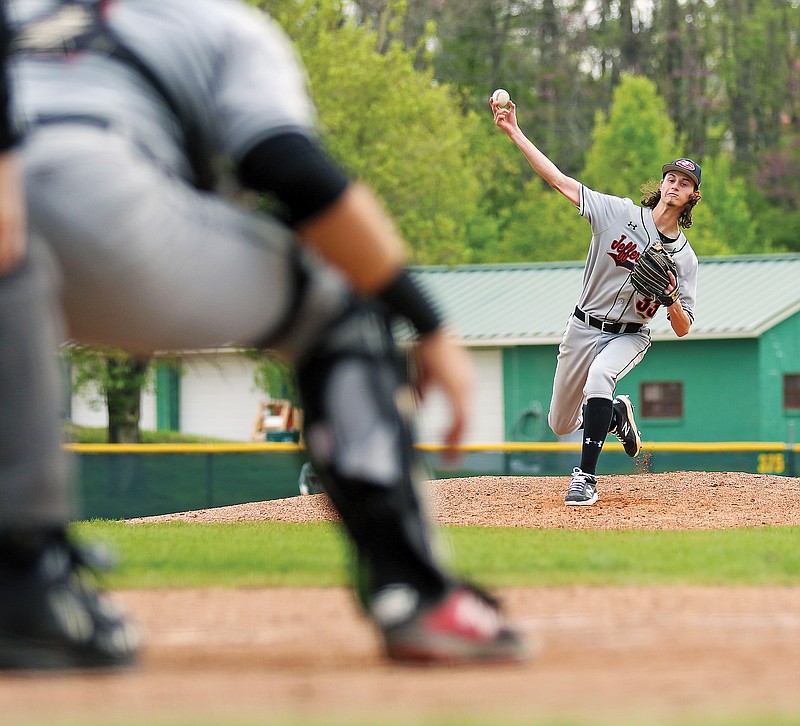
237, 132, 350, 226
376, 268, 442, 337
0, 3, 18, 152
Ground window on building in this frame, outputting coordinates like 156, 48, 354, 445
785, 374, 800, 410
640, 381, 683, 419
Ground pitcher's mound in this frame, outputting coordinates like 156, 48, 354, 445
127, 471, 800, 530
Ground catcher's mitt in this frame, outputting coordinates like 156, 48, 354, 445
630, 241, 679, 306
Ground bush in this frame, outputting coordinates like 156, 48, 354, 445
63, 423, 230, 444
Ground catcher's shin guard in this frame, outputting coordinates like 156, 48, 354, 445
296, 303, 450, 608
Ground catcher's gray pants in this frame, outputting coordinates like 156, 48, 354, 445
548, 314, 651, 436
22, 125, 350, 359
0, 243, 73, 526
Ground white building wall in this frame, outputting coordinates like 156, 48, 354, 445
415, 348, 504, 444
69, 381, 107, 429
69, 377, 157, 430
178, 353, 263, 441
69, 348, 506, 443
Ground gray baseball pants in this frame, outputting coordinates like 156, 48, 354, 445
548, 314, 651, 436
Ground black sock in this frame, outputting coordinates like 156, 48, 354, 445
579, 397, 614, 475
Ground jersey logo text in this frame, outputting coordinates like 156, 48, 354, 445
607, 234, 640, 270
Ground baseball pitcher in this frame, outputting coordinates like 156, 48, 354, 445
492, 94, 700, 506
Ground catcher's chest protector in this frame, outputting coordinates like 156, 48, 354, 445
12, 0, 214, 190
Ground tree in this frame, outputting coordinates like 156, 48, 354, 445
247, 350, 300, 407
716, 0, 798, 170
259, 0, 486, 265
497, 178, 588, 262
649, 0, 714, 158
431, 0, 600, 175
683, 154, 757, 256
580, 74, 679, 199
345, 0, 437, 62
757, 131, 800, 213
751, 128, 800, 253
453, 113, 512, 263
66, 346, 151, 443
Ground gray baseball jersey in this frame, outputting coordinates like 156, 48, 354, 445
10, 0, 319, 183
577, 185, 698, 324
547, 185, 699, 437
8, 0, 352, 360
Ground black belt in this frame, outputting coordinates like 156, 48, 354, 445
574, 306, 643, 334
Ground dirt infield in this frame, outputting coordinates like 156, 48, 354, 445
4, 471, 800, 725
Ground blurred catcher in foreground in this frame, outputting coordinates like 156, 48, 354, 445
0, 0, 526, 669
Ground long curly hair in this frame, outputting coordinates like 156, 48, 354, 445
640, 179, 701, 229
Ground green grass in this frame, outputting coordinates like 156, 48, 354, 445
77, 521, 351, 588
445, 525, 800, 586
74, 520, 800, 589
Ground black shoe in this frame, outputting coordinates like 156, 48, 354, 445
564, 467, 598, 506
611, 395, 641, 457
0, 531, 140, 671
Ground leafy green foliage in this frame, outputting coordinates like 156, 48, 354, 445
688, 154, 759, 256
581, 75, 679, 200
244, 350, 300, 406
258, 0, 485, 265
250, 3, 796, 262
456, 111, 524, 262
752, 207, 800, 254
64, 346, 153, 443
497, 178, 588, 262
63, 424, 230, 444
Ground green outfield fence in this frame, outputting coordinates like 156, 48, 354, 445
67, 440, 800, 520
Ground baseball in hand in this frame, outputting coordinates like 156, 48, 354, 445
492, 88, 510, 107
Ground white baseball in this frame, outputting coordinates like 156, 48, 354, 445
492, 88, 510, 107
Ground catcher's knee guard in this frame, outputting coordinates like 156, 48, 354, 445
296, 302, 450, 606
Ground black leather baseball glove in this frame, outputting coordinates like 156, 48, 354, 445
630, 241, 679, 306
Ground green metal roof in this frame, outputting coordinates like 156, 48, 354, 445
412, 254, 800, 345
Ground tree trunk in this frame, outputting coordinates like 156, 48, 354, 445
105, 357, 148, 444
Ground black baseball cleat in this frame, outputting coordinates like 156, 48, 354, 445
610, 394, 642, 458
0, 530, 140, 671
564, 467, 598, 506
371, 583, 528, 665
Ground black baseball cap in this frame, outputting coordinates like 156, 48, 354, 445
662, 158, 701, 188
